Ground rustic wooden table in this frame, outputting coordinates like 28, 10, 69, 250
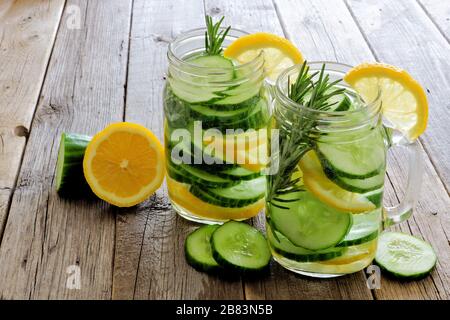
0, 0, 449, 300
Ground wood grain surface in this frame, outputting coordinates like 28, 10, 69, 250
0, 0, 448, 300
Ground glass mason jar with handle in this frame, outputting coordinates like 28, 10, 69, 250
266, 62, 423, 277
164, 28, 269, 224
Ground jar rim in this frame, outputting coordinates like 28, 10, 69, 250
274, 61, 382, 120
167, 27, 264, 71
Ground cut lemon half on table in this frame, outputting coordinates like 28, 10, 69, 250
167, 176, 264, 220
299, 151, 376, 214
344, 63, 429, 140
83, 122, 165, 207
224, 32, 303, 82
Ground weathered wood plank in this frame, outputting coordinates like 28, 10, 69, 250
0, 0, 132, 299
112, 0, 245, 299
418, 0, 450, 42
205, 0, 374, 300
0, 0, 65, 237
347, 0, 450, 191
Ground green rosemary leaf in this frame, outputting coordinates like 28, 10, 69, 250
204, 15, 230, 56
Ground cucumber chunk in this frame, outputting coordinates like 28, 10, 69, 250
190, 176, 266, 208
333, 173, 385, 194
167, 162, 237, 188
270, 191, 353, 250
218, 166, 262, 181
185, 225, 221, 273
337, 209, 381, 247
375, 232, 437, 280
267, 226, 344, 262
189, 103, 252, 123
317, 130, 386, 179
56, 133, 92, 196
211, 221, 271, 272
168, 55, 234, 103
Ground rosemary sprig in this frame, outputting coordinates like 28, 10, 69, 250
267, 61, 345, 209
204, 15, 231, 56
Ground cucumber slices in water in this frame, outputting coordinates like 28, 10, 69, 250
316, 130, 386, 179
185, 225, 221, 273
169, 55, 234, 103
211, 221, 271, 272
270, 192, 353, 250
190, 176, 266, 208
337, 209, 381, 247
375, 232, 437, 280
267, 226, 344, 262
334, 173, 385, 193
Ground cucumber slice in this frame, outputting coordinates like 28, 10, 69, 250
270, 191, 353, 250
333, 94, 352, 111
56, 133, 92, 196
316, 131, 386, 179
188, 55, 234, 74
168, 55, 234, 104
211, 221, 271, 272
366, 189, 384, 208
189, 103, 252, 124
185, 225, 221, 273
375, 232, 437, 279
167, 162, 237, 188
208, 94, 260, 111
192, 176, 265, 208
333, 173, 385, 193
169, 78, 221, 104
214, 85, 261, 106
267, 226, 344, 262
217, 166, 262, 181
337, 210, 381, 247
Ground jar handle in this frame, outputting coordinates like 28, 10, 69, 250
383, 128, 424, 227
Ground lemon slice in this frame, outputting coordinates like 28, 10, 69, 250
344, 63, 428, 140
224, 32, 303, 82
299, 151, 376, 214
83, 122, 165, 207
167, 176, 264, 220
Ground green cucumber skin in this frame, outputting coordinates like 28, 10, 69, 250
337, 230, 379, 247
270, 246, 343, 263
167, 161, 239, 188
189, 184, 264, 208
185, 225, 223, 274
56, 133, 92, 197
374, 232, 437, 280
210, 221, 271, 273
267, 228, 345, 262
375, 261, 436, 280
333, 178, 383, 194
317, 150, 382, 180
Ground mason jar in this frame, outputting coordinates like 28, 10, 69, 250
266, 62, 423, 277
164, 28, 269, 224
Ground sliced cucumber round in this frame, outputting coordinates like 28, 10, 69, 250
167, 162, 237, 188
190, 176, 266, 208
333, 173, 385, 193
217, 166, 262, 181
337, 209, 381, 247
316, 130, 386, 179
56, 133, 92, 196
185, 225, 221, 273
375, 232, 437, 280
189, 103, 253, 124
267, 226, 344, 262
211, 221, 271, 272
269, 191, 353, 251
